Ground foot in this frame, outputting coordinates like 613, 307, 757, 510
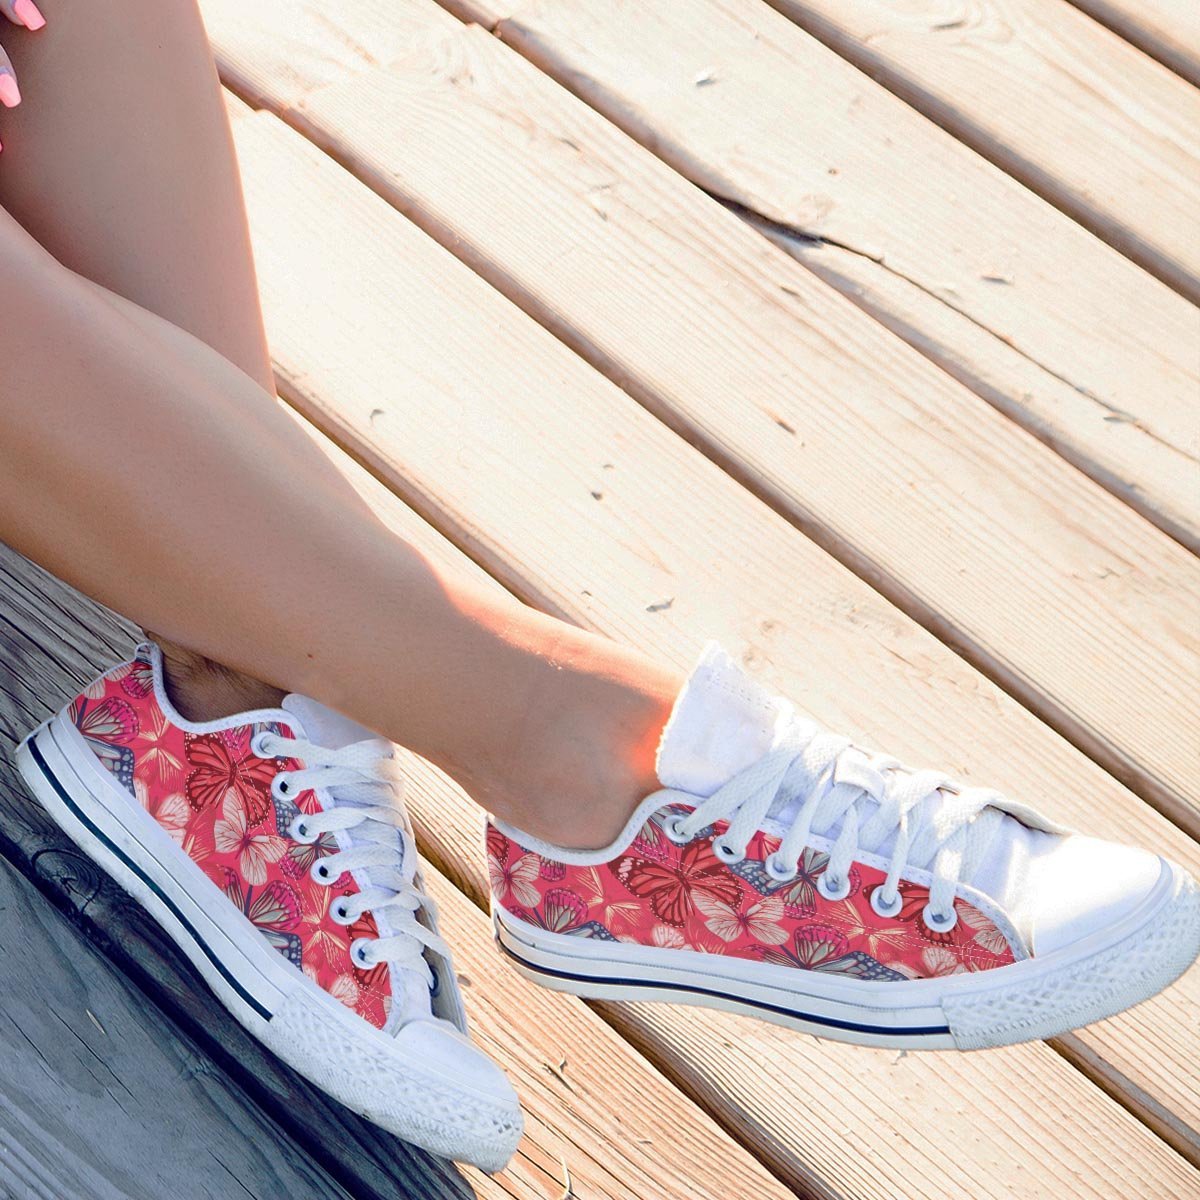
17, 642, 522, 1170
487, 643, 1200, 1049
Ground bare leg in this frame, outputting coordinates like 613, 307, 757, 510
0, 0, 282, 719
0, 3, 681, 848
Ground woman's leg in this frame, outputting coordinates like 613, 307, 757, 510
0, 3, 681, 849
0, 0, 286, 719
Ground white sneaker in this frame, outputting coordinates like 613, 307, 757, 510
488, 643, 1200, 1049
16, 642, 522, 1170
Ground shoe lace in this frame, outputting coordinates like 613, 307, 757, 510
259, 732, 449, 988
672, 717, 1006, 926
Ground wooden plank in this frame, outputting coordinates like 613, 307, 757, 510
199, 0, 457, 108
1067, 0, 1200, 87
0, 850, 357, 1200
204, 11, 1200, 843
0, 546, 499, 1200
431, 0, 1200, 553
225, 106, 1200, 1185
764, 0, 1200, 301
0, 435, 790, 1200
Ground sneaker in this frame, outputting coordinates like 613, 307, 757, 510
488, 642, 1200, 1049
16, 642, 522, 1170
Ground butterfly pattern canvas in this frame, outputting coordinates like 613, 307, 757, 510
488, 804, 1016, 979
71, 652, 392, 1029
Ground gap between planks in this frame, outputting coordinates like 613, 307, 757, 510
1066, 0, 1200, 85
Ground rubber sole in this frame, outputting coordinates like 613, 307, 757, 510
493, 857, 1200, 1051
16, 714, 522, 1172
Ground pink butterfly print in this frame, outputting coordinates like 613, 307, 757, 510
489, 850, 541, 909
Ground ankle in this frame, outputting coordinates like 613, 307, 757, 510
149, 635, 286, 722
464, 642, 683, 850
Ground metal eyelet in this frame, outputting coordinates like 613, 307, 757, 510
311, 859, 336, 886
288, 815, 316, 844
271, 773, 293, 801
870, 886, 903, 919
250, 731, 276, 759
662, 813, 693, 845
817, 871, 851, 902
922, 903, 958, 933
330, 896, 356, 926
711, 836, 746, 865
350, 938, 375, 969
765, 853, 798, 883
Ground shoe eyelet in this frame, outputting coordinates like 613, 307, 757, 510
922, 903, 958, 933
288, 815, 317, 844
817, 871, 851, 902
250, 731, 276, 759
711, 836, 745, 865
330, 896, 356, 926
663, 813, 693, 845
271, 773, 293, 801
311, 859, 336, 886
870, 886, 903, 919
350, 938, 375, 969
765, 853, 798, 883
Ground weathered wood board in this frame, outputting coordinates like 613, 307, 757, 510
766, 0, 1200, 301
226, 107, 1200, 1180
433, 0, 1200, 551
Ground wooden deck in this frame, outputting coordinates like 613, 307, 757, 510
1, 2, 1197, 1196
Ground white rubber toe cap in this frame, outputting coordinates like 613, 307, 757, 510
1026, 835, 1165, 958
390, 1019, 524, 1173
394, 1019, 519, 1108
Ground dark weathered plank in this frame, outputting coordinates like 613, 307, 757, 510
0, 544, 481, 1200
0, 851, 355, 1200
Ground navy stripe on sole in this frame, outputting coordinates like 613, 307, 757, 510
495, 926, 951, 1038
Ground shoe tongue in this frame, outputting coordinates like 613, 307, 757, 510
656, 643, 790, 797
281, 694, 376, 750
280, 695, 415, 886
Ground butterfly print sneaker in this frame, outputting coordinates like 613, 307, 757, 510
488, 643, 1200, 1049
16, 643, 522, 1170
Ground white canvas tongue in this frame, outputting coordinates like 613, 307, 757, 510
281, 695, 431, 1024
654, 644, 1054, 941
655, 643, 791, 797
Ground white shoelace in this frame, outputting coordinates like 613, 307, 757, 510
671, 718, 1006, 930
255, 731, 449, 988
